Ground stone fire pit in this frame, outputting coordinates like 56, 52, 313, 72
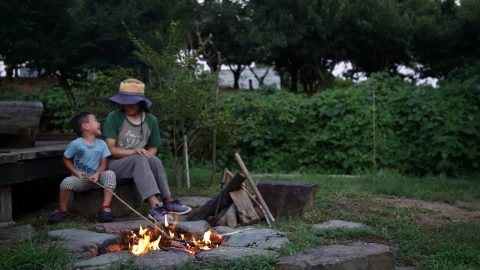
47, 219, 287, 269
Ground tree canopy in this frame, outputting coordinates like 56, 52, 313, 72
1, 0, 478, 93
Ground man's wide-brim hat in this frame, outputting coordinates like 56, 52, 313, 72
109, 78, 152, 107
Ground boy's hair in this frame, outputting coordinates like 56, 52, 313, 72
71, 112, 93, 136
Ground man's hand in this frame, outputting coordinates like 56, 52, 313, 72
136, 148, 152, 159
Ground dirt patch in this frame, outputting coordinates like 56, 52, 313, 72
377, 198, 480, 228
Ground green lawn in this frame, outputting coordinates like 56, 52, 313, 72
1, 167, 479, 270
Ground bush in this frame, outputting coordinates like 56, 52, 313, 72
223, 68, 480, 176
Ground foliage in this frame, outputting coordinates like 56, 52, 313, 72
223, 68, 480, 175
130, 23, 236, 186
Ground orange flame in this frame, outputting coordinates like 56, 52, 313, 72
129, 226, 161, 255
128, 225, 221, 256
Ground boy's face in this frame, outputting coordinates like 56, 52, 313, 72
83, 114, 101, 136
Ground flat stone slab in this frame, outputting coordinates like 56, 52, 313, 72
313, 220, 368, 230
93, 219, 151, 234
63, 241, 98, 259
177, 196, 212, 208
176, 220, 211, 237
0, 224, 34, 245
48, 229, 120, 249
196, 246, 278, 262
134, 249, 194, 269
73, 250, 133, 270
221, 227, 288, 250
275, 242, 395, 270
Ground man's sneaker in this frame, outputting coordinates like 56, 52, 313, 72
148, 203, 173, 223
48, 209, 68, 224
97, 208, 114, 223
165, 200, 192, 215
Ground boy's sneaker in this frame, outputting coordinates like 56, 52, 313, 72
165, 200, 192, 215
48, 209, 68, 224
97, 208, 114, 223
148, 203, 173, 223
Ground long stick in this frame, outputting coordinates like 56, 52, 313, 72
234, 153, 276, 226
91, 181, 169, 237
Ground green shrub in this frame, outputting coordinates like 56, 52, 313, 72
223, 67, 480, 175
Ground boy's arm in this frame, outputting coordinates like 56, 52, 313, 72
90, 158, 108, 183
62, 156, 86, 179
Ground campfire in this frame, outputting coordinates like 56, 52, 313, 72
127, 216, 223, 256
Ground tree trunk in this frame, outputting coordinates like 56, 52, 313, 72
229, 64, 245, 89
290, 68, 298, 92
248, 66, 270, 87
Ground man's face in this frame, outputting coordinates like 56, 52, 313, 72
122, 103, 141, 116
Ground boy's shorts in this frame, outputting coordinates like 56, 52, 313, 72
60, 170, 116, 191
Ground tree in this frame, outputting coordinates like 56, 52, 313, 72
339, 0, 411, 76
248, 0, 346, 93
410, 0, 480, 78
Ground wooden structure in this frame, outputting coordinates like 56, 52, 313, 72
0, 101, 44, 148
0, 138, 70, 225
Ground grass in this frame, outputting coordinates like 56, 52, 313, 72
3, 167, 479, 270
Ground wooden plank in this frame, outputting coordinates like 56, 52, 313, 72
0, 185, 12, 222
0, 156, 69, 185
187, 172, 246, 221
230, 189, 260, 225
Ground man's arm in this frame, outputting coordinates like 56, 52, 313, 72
105, 138, 136, 158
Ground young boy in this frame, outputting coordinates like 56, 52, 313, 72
48, 112, 116, 224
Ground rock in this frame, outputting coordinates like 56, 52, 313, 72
63, 241, 98, 259
72, 250, 133, 270
93, 219, 151, 234
0, 224, 35, 244
212, 225, 237, 235
196, 246, 278, 263
176, 220, 211, 238
275, 242, 395, 270
134, 249, 194, 269
70, 181, 141, 217
177, 196, 212, 208
221, 227, 288, 250
48, 229, 120, 251
313, 220, 368, 230
257, 181, 317, 217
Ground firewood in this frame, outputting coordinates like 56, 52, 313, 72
216, 203, 237, 228
187, 172, 246, 221
230, 189, 260, 225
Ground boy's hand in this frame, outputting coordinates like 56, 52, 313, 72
88, 173, 100, 183
74, 170, 88, 180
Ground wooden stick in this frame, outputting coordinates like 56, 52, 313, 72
90, 181, 169, 238
234, 153, 276, 226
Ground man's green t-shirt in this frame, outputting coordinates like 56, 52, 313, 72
102, 109, 161, 150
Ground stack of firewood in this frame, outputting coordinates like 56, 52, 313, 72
188, 154, 276, 228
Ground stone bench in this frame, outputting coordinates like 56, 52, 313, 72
70, 179, 141, 217
257, 181, 317, 217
